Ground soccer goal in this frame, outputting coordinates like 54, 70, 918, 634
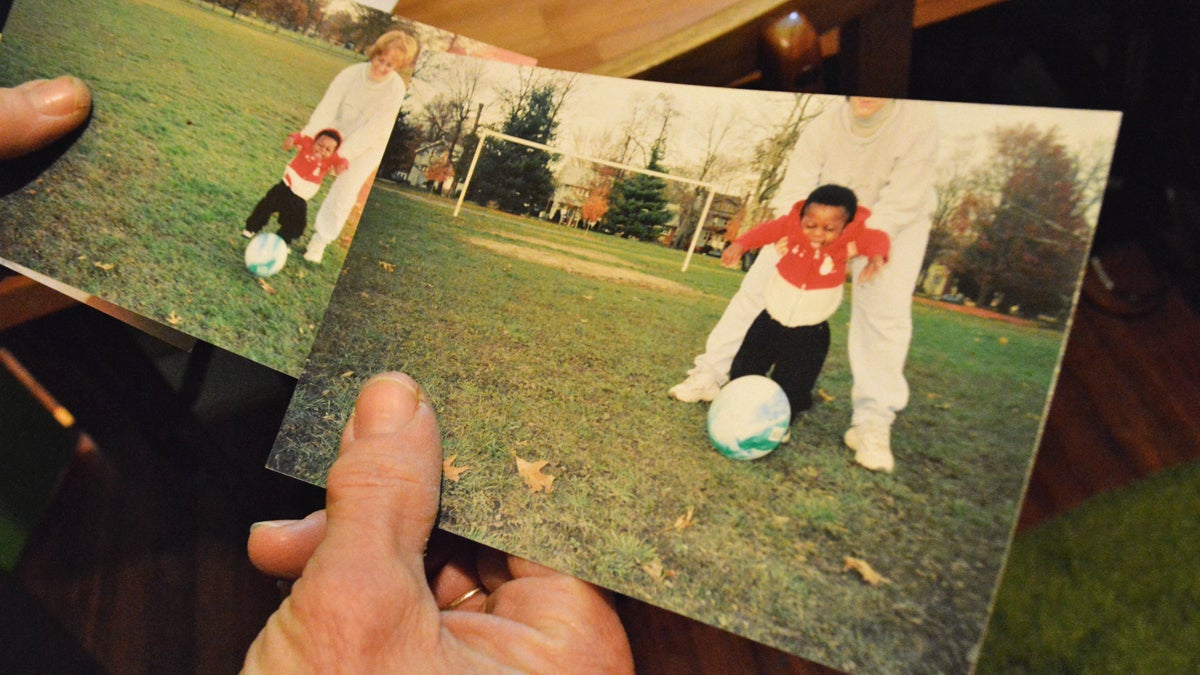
454, 129, 719, 272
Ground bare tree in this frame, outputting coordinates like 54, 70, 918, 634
670, 105, 739, 249
744, 94, 819, 227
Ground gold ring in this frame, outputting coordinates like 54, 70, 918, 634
444, 586, 485, 610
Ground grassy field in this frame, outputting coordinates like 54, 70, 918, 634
0, 0, 360, 375
271, 186, 1066, 673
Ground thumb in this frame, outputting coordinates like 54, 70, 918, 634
320, 373, 442, 569
0, 77, 92, 160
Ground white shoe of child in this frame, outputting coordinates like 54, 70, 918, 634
844, 424, 894, 473
667, 372, 721, 403
241, 229, 254, 239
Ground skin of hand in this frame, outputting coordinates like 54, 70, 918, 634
0, 76, 92, 160
857, 255, 887, 284
720, 241, 745, 268
245, 373, 634, 673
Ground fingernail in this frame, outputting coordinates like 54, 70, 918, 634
250, 519, 300, 532
31, 76, 90, 118
353, 373, 424, 437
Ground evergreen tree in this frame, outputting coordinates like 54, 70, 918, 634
470, 85, 560, 215
453, 131, 480, 186
378, 108, 420, 181
602, 141, 673, 241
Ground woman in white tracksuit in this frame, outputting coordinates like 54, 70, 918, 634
301, 30, 419, 264
669, 97, 939, 472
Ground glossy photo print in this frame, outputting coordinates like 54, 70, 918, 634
0, 0, 531, 376
266, 51, 1122, 672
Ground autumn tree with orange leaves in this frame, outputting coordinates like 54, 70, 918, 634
932, 123, 1105, 318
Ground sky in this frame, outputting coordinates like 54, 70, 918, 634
344, 0, 392, 13
406, 50, 1123, 199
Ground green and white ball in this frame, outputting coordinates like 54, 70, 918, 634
707, 375, 791, 460
245, 232, 289, 277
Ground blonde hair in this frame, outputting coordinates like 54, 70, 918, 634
367, 29, 420, 68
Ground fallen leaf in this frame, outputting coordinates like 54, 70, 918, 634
515, 454, 555, 493
93, 261, 114, 271
672, 506, 695, 531
443, 455, 470, 482
257, 278, 276, 294
340, 370, 355, 378
642, 559, 663, 580
817, 388, 835, 402
379, 260, 395, 272
167, 311, 182, 326
844, 556, 891, 587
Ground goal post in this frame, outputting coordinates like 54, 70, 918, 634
454, 129, 719, 272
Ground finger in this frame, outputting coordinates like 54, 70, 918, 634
429, 546, 488, 611
469, 552, 633, 670
0, 77, 92, 160
247, 510, 327, 579
320, 372, 442, 576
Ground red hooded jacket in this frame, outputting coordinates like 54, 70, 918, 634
736, 200, 888, 291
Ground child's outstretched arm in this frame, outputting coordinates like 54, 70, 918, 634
858, 256, 887, 284
854, 227, 890, 284
721, 241, 746, 268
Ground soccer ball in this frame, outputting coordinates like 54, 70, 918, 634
707, 375, 791, 460
245, 232, 289, 277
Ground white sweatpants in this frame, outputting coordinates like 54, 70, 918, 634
689, 244, 781, 386
689, 223, 930, 427
310, 152, 380, 245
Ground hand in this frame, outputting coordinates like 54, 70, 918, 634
720, 242, 745, 268
858, 255, 886, 284
773, 236, 790, 257
0, 76, 92, 160
282, 136, 296, 151
245, 373, 633, 673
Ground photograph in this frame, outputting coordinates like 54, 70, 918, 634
266, 50, 1122, 672
0, 0, 531, 376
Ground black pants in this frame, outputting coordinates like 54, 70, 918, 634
245, 181, 306, 244
730, 310, 830, 414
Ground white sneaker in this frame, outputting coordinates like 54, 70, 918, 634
668, 372, 720, 403
844, 424, 894, 473
303, 237, 326, 264
241, 229, 255, 239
